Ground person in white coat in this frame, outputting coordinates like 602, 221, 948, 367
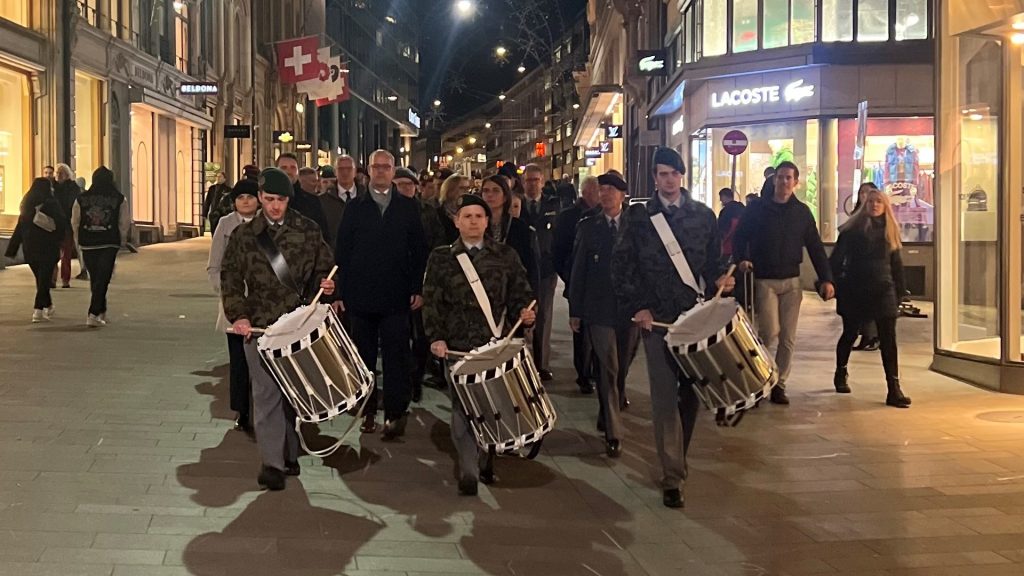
207, 179, 260, 433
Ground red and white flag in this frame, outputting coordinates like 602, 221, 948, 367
315, 60, 350, 107
276, 36, 320, 84
296, 48, 333, 98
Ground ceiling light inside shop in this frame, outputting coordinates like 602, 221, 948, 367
387, 95, 398, 101
385, 15, 396, 24
969, 113, 984, 121
1013, 33, 1024, 45
1012, 21, 1024, 30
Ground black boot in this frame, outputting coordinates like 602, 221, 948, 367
833, 367, 851, 394
885, 377, 911, 408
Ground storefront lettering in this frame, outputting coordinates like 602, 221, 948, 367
131, 65, 155, 88
711, 80, 815, 108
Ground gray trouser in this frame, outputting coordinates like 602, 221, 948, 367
532, 274, 558, 371
754, 277, 803, 388
643, 330, 700, 491
244, 341, 299, 471
447, 377, 489, 481
588, 324, 640, 442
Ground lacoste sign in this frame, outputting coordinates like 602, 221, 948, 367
710, 79, 816, 108
636, 50, 668, 77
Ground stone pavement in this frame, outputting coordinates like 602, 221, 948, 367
2, 238, 1024, 576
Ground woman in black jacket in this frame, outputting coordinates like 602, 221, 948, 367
830, 187, 911, 408
850, 182, 881, 351
480, 175, 541, 291
14, 178, 69, 322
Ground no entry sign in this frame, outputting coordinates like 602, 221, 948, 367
722, 130, 749, 156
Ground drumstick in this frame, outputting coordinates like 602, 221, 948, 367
714, 263, 738, 300
298, 265, 340, 326
503, 300, 537, 341
446, 350, 471, 357
630, 317, 674, 329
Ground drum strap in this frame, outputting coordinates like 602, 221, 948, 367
456, 252, 504, 339
650, 212, 706, 300
255, 227, 305, 302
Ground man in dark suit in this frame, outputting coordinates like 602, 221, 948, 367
568, 172, 639, 458
519, 163, 562, 381
276, 153, 328, 237
336, 149, 430, 438
553, 175, 601, 394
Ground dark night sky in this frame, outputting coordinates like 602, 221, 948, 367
417, 0, 587, 124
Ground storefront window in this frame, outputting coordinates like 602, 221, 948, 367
0, 0, 28, 26
733, 0, 759, 53
74, 72, 104, 189
130, 106, 154, 223
762, 0, 789, 49
896, 0, 928, 41
175, 122, 194, 225
822, 0, 853, 41
703, 0, 727, 57
857, 0, 890, 42
836, 118, 935, 242
0, 66, 30, 221
791, 0, 816, 45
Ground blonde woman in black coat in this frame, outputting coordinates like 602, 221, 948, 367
830, 187, 911, 408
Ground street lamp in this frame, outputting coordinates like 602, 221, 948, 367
484, 122, 492, 129
433, 99, 442, 107
517, 65, 526, 73
454, 0, 475, 18
295, 102, 305, 114
498, 93, 506, 101
468, 136, 477, 144
495, 46, 508, 58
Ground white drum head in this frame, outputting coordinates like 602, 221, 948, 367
258, 304, 330, 352
666, 298, 738, 346
451, 338, 525, 377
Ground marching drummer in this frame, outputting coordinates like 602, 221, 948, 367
422, 194, 536, 496
221, 167, 336, 491
611, 147, 735, 509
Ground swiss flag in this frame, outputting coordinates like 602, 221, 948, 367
276, 36, 320, 84
315, 69, 350, 107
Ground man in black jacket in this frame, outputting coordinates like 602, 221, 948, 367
733, 161, 834, 406
336, 149, 430, 438
519, 163, 562, 381
276, 153, 329, 238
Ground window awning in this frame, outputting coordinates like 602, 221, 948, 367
573, 85, 623, 148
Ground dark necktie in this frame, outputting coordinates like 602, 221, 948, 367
609, 219, 617, 237
468, 247, 481, 258
667, 204, 679, 216
530, 200, 538, 216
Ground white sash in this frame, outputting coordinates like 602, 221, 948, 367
456, 251, 504, 339
650, 212, 705, 299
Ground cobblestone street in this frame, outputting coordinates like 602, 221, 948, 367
1, 238, 1024, 576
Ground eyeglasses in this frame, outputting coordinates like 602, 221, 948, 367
370, 164, 393, 171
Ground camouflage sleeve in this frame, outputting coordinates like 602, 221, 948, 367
422, 249, 449, 343
220, 231, 249, 323
611, 207, 653, 317
506, 250, 535, 326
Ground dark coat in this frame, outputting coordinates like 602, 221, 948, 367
569, 213, 631, 327
291, 181, 329, 238
733, 195, 832, 282
830, 218, 905, 320
718, 200, 745, 259
490, 214, 541, 292
552, 199, 599, 284
15, 186, 69, 263
53, 180, 81, 221
335, 189, 429, 315
519, 195, 562, 278
612, 191, 724, 324
436, 205, 458, 245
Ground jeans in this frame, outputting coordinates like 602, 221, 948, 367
28, 258, 58, 310
836, 316, 900, 381
350, 311, 412, 421
754, 277, 804, 388
81, 247, 118, 316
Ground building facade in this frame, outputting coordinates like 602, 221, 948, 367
932, 0, 1024, 392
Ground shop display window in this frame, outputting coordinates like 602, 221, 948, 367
896, 0, 928, 41
837, 118, 935, 243
0, 0, 28, 26
74, 73, 104, 189
791, 0, 816, 44
857, 0, 890, 42
822, 0, 854, 41
703, 0, 727, 57
0, 66, 30, 220
733, 0, 759, 53
762, 0, 789, 49
130, 106, 154, 223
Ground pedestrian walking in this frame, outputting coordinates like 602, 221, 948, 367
568, 172, 640, 458
423, 193, 535, 496
733, 161, 835, 405
436, 173, 468, 245
519, 163, 562, 381
335, 150, 430, 438
71, 167, 130, 328
202, 171, 233, 235
53, 164, 81, 288
612, 147, 734, 509
7, 178, 67, 322
207, 178, 260, 432
220, 167, 336, 491
479, 175, 540, 290
850, 182, 881, 351
276, 153, 329, 236
830, 187, 911, 408
553, 175, 600, 395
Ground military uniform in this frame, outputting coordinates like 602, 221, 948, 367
519, 195, 561, 373
422, 237, 533, 484
611, 190, 723, 497
221, 208, 335, 474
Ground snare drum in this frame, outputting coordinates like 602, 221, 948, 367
449, 338, 556, 455
257, 304, 373, 424
664, 298, 779, 424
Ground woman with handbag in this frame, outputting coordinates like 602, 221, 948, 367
13, 178, 69, 322
830, 187, 911, 408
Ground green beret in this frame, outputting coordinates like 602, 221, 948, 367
455, 193, 491, 219
318, 165, 336, 178
259, 167, 293, 198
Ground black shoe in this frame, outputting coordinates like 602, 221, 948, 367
663, 488, 684, 509
75, 272, 89, 281
412, 383, 423, 403
886, 378, 912, 408
458, 476, 478, 496
360, 414, 377, 434
284, 460, 300, 476
539, 370, 554, 382
621, 396, 630, 410
862, 339, 880, 352
382, 414, 408, 441
577, 380, 595, 395
833, 368, 851, 394
606, 439, 621, 458
233, 414, 253, 433
257, 466, 286, 491
770, 387, 790, 405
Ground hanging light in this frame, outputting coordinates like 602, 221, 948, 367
295, 102, 305, 114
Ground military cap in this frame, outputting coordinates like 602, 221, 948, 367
455, 193, 491, 219
598, 172, 628, 192
259, 167, 293, 198
318, 165, 336, 178
652, 146, 686, 174
394, 167, 419, 185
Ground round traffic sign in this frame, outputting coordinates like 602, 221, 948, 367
722, 130, 748, 156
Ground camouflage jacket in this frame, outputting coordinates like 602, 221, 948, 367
611, 191, 724, 324
422, 237, 534, 352
220, 209, 335, 328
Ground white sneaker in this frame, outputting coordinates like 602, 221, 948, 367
43, 306, 55, 320
98, 313, 107, 324
86, 314, 104, 328
31, 309, 44, 323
